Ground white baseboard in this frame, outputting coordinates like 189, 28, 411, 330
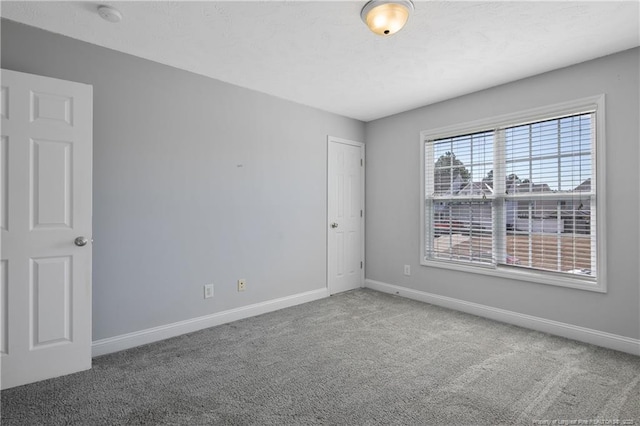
365, 279, 640, 356
92, 288, 329, 357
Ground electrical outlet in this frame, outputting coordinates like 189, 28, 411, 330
404, 265, 411, 276
204, 284, 214, 299
237, 279, 246, 292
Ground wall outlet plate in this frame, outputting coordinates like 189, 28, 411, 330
237, 279, 246, 292
404, 265, 411, 276
204, 284, 214, 299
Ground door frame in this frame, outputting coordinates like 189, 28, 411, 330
326, 136, 365, 295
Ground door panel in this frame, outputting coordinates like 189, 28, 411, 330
31, 139, 73, 229
328, 137, 364, 295
1, 69, 92, 389
1, 136, 7, 231
31, 256, 72, 347
1, 259, 7, 355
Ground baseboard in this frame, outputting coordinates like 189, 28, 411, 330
92, 288, 329, 357
365, 279, 640, 356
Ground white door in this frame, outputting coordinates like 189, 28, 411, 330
327, 136, 364, 295
1, 69, 93, 389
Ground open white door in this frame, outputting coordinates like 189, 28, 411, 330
327, 136, 364, 295
1, 69, 93, 389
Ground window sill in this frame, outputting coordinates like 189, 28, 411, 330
420, 259, 606, 293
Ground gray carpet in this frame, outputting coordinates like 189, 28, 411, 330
1, 289, 639, 425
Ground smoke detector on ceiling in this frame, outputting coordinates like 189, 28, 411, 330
97, 5, 122, 23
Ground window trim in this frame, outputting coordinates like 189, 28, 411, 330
420, 95, 607, 293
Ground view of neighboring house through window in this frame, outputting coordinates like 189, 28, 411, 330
422, 99, 602, 290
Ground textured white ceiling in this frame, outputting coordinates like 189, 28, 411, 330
2, 1, 639, 121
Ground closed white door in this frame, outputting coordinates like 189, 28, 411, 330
327, 137, 364, 295
1, 69, 93, 389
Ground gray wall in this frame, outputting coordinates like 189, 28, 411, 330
365, 48, 640, 339
1, 20, 365, 340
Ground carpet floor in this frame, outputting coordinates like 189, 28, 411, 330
1, 289, 639, 425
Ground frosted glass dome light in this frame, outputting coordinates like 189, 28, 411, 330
360, 0, 414, 36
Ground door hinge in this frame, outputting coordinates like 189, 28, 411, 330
360, 158, 363, 167
360, 261, 363, 269
360, 210, 363, 217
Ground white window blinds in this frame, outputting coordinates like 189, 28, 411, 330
502, 113, 595, 277
424, 111, 597, 282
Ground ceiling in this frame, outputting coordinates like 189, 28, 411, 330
2, 1, 639, 122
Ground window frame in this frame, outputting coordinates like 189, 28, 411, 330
420, 95, 607, 292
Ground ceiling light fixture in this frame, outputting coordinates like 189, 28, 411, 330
97, 5, 123, 23
360, 0, 414, 36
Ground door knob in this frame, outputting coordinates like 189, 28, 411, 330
74, 236, 89, 247
330, 223, 338, 229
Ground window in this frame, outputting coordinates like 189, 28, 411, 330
421, 96, 606, 292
